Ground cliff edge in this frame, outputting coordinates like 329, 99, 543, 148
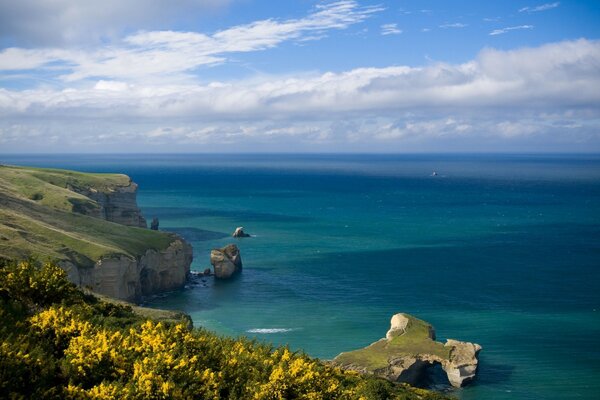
0, 164, 192, 302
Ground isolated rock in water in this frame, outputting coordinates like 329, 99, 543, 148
333, 313, 481, 388
150, 217, 159, 230
203, 268, 212, 276
210, 244, 242, 279
232, 226, 251, 238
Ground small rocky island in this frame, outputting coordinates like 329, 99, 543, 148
333, 313, 481, 388
232, 226, 251, 237
210, 244, 242, 279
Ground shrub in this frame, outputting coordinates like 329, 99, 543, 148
0, 260, 450, 400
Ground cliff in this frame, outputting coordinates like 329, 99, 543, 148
0, 164, 192, 301
70, 180, 147, 227
333, 313, 482, 388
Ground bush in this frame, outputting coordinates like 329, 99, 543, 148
0, 260, 450, 399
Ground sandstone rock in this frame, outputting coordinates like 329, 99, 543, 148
232, 227, 251, 238
387, 313, 409, 340
443, 339, 482, 387
333, 313, 481, 388
210, 244, 242, 279
150, 217, 159, 230
70, 180, 147, 227
61, 237, 192, 302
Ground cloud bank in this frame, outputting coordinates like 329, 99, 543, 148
0, 1, 598, 153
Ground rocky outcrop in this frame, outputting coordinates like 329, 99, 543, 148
333, 313, 481, 388
70, 180, 147, 228
232, 227, 250, 238
150, 217, 159, 230
61, 237, 192, 302
443, 339, 482, 387
210, 244, 242, 279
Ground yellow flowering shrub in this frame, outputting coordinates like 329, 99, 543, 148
0, 259, 449, 400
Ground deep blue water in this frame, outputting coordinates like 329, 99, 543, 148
2, 154, 600, 399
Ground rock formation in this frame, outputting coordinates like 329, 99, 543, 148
70, 180, 147, 228
61, 238, 192, 302
333, 313, 481, 388
210, 244, 242, 279
150, 217, 159, 230
232, 226, 251, 238
0, 165, 194, 302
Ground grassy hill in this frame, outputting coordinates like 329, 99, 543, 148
0, 164, 174, 267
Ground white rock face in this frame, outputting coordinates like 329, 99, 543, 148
62, 238, 192, 302
442, 339, 483, 387
72, 181, 147, 227
386, 313, 410, 340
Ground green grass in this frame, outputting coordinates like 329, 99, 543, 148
334, 314, 450, 372
0, 164, 174, 266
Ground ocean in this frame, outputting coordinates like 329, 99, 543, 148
2, 153, 599, 399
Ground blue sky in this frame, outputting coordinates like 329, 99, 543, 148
0, 0, 599, 153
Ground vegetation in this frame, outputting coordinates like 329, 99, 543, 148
0, 259, 450, 399
334, 316, 450, 372
0, 165, 174, 267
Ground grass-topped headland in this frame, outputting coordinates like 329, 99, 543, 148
0, 259, 450, 399
0, 164, 175, 266
0, 164, 193, 301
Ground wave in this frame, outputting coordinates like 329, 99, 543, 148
246, 328, 297, 334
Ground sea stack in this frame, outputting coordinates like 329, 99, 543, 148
210, 244, 243, 279
232, 227, 251, 238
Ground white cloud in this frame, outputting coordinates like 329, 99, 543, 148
439, 23, 468, 29
0, 37, 599, 152
1, 39, 598, 120
519, 2, 560, 13
0, 1, 382, 83
380, 23, 402, 36
490, 25, 534, 36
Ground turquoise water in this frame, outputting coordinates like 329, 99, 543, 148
3, 154, 600, 399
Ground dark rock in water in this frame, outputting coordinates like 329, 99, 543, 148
210, 244, 242, 279
150, 217, 159, 230
232, 226, 251, 238
203, 268, 211, 276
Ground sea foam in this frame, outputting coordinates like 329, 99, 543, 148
246, 328, 296, 334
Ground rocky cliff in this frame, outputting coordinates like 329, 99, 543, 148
0, 164, 193, 302
69, 180, 147, 227
333, 313, 481, 388
61, 238, 192, 302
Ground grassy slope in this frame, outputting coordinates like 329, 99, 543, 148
335, 314, 450, 371
0, 164, 174, 267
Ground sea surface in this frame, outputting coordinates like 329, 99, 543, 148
2, 153, 600, 399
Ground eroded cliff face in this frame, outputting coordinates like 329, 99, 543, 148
70, 181, 147, 228
61, 237, 192, 302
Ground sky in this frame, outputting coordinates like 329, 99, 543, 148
0, 0, 599, 153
